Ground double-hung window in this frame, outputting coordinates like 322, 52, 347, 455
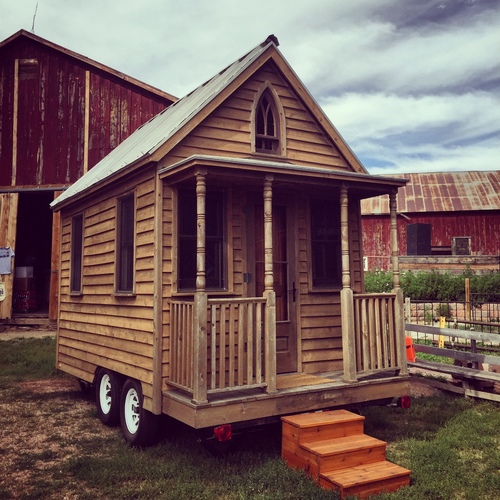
178, 188, 225, 291
70, 214, 83, 293
310, 200, 342, 288
116, 194, 135, 293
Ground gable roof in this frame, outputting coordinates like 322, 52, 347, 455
0, 30, 177, 104
361, 171, 500, 214
51, 35, 367, 210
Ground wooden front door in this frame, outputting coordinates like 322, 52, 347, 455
253, 200, 297, 373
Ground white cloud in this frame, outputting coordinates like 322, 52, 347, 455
1, 0, 499, 175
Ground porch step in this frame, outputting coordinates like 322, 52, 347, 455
282, 409, 410, 499
320, 461, 412, 499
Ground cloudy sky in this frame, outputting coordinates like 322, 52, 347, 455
2, 0, 499, 175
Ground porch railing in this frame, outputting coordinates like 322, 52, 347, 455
169, 296, 271, 399
352, 292, 406, 376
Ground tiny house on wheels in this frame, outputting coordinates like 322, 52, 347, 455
51, 36, 409, 448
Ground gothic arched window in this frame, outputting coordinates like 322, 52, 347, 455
255, 90, 280, 154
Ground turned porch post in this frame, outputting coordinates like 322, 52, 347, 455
390, 190, 408, 375
264, 175, 277, 393
192, 171, 208, 403
340, 184, 357, 382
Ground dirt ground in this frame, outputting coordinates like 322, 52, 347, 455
0, 357, 444, 499
0, 325, 56, 340
407, 376, 445, 397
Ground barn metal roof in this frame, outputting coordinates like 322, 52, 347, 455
51, 35, 280, 210
361, 171, 500, 214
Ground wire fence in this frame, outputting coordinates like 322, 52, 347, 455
406, 295, 500, 352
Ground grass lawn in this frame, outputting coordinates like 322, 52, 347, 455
1, 337, 499, 499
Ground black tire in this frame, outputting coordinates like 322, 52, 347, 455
120, 378, 159, 447
95, 368, 122, 426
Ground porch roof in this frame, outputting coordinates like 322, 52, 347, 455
159, 155, 407, 198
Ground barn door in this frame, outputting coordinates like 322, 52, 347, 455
0, 193, 18, 319
253, 199, 298, 374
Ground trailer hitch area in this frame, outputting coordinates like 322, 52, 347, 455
213, 424, 232, 442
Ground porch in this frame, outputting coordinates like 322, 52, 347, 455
162, 165, 408, 422
166, 290, 408, 409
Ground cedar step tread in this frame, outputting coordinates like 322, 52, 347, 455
303, 434, 386, 458
282, 409, 365, 428
321, 460, 411, 488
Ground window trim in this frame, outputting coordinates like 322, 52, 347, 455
251, 82, 286, 157
70, 213, 84, 295
115, 193, 136, 295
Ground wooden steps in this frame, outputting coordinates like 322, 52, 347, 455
282, 409, 410, 499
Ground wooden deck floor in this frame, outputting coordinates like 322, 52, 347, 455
276, 373, 335, 390
162, 372, 410, 430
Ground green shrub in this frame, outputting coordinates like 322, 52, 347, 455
365, 269, 500, 304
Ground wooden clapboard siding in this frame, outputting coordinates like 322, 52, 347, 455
57, 170, 157, 408
300, 293, 343, 373
163, 63, 349, 171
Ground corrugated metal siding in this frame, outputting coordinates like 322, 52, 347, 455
362, 212, 500, 270
0, 35, 174, 188
362, 171, 500, 214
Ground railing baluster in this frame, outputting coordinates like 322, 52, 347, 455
247, 302, 254, 385
228, 303, 236, 388
238, 304, 245, 386
387, 296, 396, 367
210, 304, 217, 390
375, 298, 382, 369
361, 298, 369, 371
219, 304, 227, 389
255, 302, 262, 384
381, 297, 389, 368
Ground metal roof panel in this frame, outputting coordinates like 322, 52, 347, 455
361, 171, 500, 214
52, 36, 278, 209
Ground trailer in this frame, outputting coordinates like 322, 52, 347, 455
51, 35, 410, 448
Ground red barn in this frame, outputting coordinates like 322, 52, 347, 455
361, 171, 500, 273
0, 30, 176, 324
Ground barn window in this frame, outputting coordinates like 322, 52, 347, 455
310, 200, 342, 288
70, 214, 84, 293
178, 188, 225, 291
116, 194, 135, 293
254, 90, 281, 154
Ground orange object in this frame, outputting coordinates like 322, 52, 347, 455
405, 336, 416, 362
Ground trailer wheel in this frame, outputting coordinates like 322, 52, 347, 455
95, 368, 122, 426
120, 378, 159, 447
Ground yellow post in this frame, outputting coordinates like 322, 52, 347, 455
465, 278, 471, 322
439, 316, 446, 348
